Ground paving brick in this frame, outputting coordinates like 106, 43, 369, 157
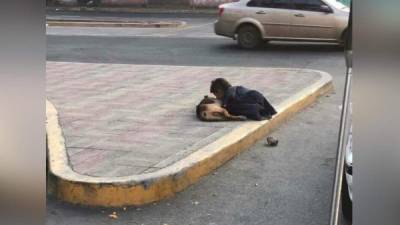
47, 62, 321, 177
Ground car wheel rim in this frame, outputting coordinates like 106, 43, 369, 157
242, 32, 255, 46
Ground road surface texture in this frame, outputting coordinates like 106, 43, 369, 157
46, 12, 350, 225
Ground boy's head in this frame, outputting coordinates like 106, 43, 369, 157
210, 78, 232, 100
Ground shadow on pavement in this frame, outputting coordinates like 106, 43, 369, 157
216, 42, 343, 53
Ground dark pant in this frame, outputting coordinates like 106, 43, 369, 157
227, 90, 277, 120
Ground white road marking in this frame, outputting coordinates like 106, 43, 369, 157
47, 32, 223, 39
46, 22, 223, 39
178, 21, 215, 30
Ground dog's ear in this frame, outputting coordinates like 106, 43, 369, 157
196, 104, 209, 121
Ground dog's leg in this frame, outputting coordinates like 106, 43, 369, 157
222, 109, 247, 121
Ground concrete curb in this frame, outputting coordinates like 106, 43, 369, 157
46, 20, 187, 28
47, 7, 218, 15
46, 68, 333, 207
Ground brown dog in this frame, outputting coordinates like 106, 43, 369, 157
196, 96, 246, 121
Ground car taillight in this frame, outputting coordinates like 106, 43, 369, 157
218, 7, 224, 17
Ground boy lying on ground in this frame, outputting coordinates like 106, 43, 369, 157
210, 78, 277, 121
196, 96, 247, 121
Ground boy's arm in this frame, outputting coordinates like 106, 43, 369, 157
222, 87, 235, 108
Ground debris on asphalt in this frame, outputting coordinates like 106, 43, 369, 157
266, 136, 279, 147
108, 211, 118, 219
255, 183, 259, 187
192, 201, 199, 205
123, 207, 127, 211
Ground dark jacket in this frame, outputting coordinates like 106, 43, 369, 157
222, 86, 277, 121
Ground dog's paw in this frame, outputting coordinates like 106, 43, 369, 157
236, 116, 247, 121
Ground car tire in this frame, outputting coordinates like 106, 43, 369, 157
341, 172, 352, 222
237, 25, 262, 49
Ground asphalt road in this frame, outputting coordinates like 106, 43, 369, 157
46, 13, 350, 225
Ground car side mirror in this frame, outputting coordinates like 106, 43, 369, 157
320, 5, 333, 13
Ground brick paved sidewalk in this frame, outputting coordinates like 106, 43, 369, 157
46, 62, 321, 178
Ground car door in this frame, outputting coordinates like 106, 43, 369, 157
290, 0, 337, 40
246, 0, 294, 38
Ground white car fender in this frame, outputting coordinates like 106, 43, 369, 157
234, 17, 266, 37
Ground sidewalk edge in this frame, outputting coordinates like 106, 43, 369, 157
47, 7, 218, 15
46, 69, 333, 207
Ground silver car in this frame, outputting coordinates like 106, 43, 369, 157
214, 0, 349, 49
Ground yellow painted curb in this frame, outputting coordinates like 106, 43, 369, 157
46, 69, 333, 207
46, 20, 187, 28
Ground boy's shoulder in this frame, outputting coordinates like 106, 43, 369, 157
235, 85, 252, 93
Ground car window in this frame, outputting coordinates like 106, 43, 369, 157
292, 0, 328, 12
247, 0, 272, 7
247, 0, 263, 7
272, 0, 293, 9
247, 0, 292, 9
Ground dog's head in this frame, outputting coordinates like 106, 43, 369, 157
196, 96, 225, 121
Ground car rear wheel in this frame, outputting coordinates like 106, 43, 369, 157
237, 25, 262, 49
341, 172, 352, 222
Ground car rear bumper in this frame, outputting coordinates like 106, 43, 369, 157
214, 20, 235, 38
